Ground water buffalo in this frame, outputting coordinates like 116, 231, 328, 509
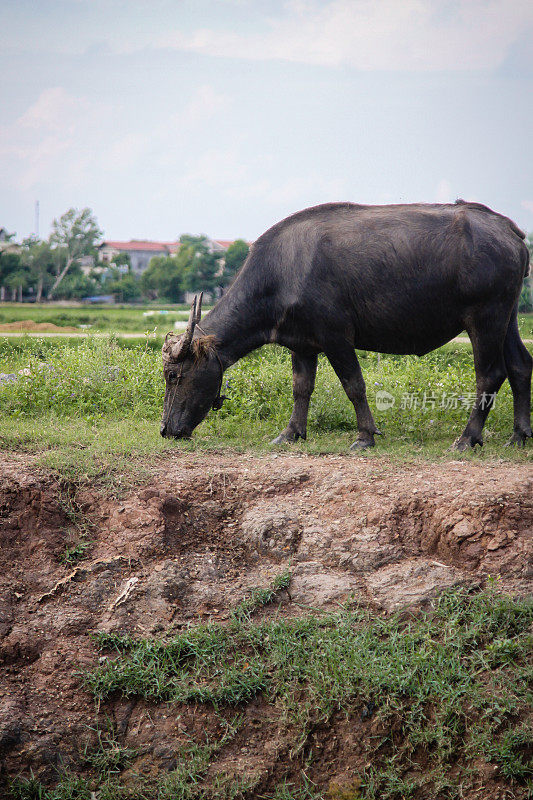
161, 200, 531, 450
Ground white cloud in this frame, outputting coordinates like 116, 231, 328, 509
0, 88, 100, 191
0, 84, 229, 195
180, 147, 249, 187
17, 87, 84, 133
171, 84, 227, 128
156, 0, 533, 71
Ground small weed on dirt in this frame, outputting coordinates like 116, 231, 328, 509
231, 570, 292, 623
56, 485, 94, 565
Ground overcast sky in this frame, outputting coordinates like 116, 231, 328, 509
1, 0, 532, 242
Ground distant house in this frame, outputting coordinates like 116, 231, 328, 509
209, 239, 235, 253
98, 240, 181, 274
78, 254, 96, 275
97, 237, 241, 275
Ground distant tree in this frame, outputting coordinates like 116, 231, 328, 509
182, 252, 222, 293
141, 253, 187, 302
53, 272, 100, 301
0, 251, 26, 301
140, 256, 164, 300
520, 234, 533, 312
5, 269, 28, 302
179, 235, 223, 294
179, 234, 207, 250
105, 274, 141, 303
113, 252, 131, 270
48, 208, 102, 299
222, 239, 249, 285
21, 237, 56, 302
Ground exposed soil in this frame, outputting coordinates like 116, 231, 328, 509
0, 452, 531, 796
0, 320, 79, 333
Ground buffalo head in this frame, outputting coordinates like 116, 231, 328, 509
160, 293, 224, 438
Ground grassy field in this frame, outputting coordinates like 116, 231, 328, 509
0, 303, 208, 333
0, 303, 531, 337
0, 333, 531, 483
8, 585, 533, 799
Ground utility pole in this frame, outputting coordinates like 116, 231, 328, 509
34, 200, 40, 239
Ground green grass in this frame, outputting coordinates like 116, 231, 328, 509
8, 726, 256, 800
0, 336, 531, 481
54, 484, 95, 562
519, 312, 533, 339
231, 570, 292, 623
87, 587, 533, 798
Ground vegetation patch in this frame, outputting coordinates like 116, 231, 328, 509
49, 587, 531, 800
9, 588, 531, 798
1, 336, 531, 483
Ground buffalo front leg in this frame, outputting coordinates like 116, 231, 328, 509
325, 346, 380, 449
271, 352, 318, 444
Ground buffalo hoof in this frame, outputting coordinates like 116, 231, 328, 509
453, 435, 483, 451
350, 438, 375, 451
505, 430, 532, 447
271, 430, 302, 445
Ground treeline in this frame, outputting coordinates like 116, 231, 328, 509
1, 207, 532, 310
0, 208, 249, 303
139, 235, 249, 303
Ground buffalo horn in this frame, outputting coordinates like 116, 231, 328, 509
195, 291, 203, 324
169, 293, 203, 361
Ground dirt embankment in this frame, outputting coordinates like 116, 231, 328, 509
0, 454, 531, 795
0, 320, 79, 333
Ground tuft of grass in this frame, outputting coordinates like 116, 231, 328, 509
7, 727, 253, 800
231, 570, 292, 623
482, 722, 533, 781
81, 722, 136, 777
60, 540, 92, 565
261, 776, 323, 799
8, 773, 46, 800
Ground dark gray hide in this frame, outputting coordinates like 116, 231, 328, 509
161, 201, 532, 450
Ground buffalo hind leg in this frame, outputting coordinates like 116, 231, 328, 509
455, 322, 507, 451
504, 314, 532, 445
325, 346, 380, 449
271, 351, 318, 444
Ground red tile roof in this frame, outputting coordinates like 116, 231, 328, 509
100, 240, 180, 253
162, 242, 181, 253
